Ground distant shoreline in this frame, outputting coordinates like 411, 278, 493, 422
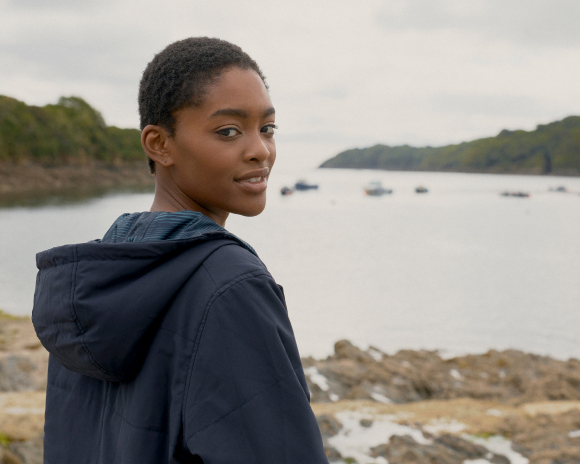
319, 116, 580, 175
319, 165, 580, 177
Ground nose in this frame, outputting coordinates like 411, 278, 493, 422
244, 131, 273, 163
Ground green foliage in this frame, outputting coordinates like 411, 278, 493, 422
106, 126, 143, 162
0, 432, 10, 447
0, 309, 29, 320
0, 95, 143, 164
320, 116, 580, 175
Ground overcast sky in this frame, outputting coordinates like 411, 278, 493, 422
1, 0, 580, 169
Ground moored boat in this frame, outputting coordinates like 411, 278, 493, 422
294, 180, 319, 190
364, 181, 392, 196
550, 186, 567, 193
500, 191, 530, 198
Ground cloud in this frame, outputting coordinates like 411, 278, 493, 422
429, 93, 552, 118
7, 0, 114, 10
378, 0, 580, 49
0, 0, 579, 156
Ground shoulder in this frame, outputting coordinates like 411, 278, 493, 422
201, 241, 272, 290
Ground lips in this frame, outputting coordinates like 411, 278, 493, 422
235, 167, 270, 182
235, 167, 270, 193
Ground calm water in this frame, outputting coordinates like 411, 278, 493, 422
1, 169, 579, 359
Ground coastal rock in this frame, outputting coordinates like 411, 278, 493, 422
315, 414, 344, 462
506, 409, 580, 464
370, 434, 510, 464
316, 414, 343, 439
0, 313, 48, 392
304, 340, 580, 405
0, 392, 46, 442
435, 434, 509, 464
359, 418, 373, 428
312, 401, 580, 464
370, 434, 464, 464
3, 317, 580, 463
8, 436, 43, 464
0, 446, 24, 464
435, 433, 489, 457
334, 340, 376, 364
0, 358, 37, 392
324, 445, 342, 463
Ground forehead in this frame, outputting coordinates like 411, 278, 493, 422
199, 67, 272, 113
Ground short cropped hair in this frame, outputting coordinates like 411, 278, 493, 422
138, 37, 267, 173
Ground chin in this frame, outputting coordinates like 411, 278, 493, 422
236, 208, 266, 218
232, 200, 267, 217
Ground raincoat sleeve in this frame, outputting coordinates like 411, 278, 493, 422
183, 272, 328, 463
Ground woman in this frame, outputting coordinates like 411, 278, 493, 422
33, 37, 327, 463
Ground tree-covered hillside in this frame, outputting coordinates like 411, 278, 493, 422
320, 117, 580, 175
0, 95, 143, 164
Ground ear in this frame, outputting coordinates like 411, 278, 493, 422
141, 125, 175, 168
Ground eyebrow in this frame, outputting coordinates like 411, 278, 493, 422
209, 107, 275, 119
263, 107, 276, 117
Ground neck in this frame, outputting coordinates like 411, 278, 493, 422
149, 169, 228, 227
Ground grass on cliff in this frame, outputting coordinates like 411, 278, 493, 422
0, 95, 143, 165
0, 309, 29, 321
0, 433, 10, 447
320, 116, 580, 175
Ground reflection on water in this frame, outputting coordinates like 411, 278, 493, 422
1, 169, 579, 359
0, 185, 155, 209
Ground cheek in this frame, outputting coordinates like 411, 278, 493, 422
266, 140, 276, 162
188, 157, 239, 196
175, 140, 227, 175
200, 154, 237, 180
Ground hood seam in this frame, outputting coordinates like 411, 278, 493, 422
69, 245, 118, 379
37, 233, 257, 271
131, 211, 159, 242
70, 259, 83, 335
78, 333, 117, 378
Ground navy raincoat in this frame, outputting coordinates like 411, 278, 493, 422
32, 211, 327, 464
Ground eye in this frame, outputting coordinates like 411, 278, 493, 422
217, 127, 240, 137
261, 124, 277, 135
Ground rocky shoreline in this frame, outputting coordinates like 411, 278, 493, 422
303, 340, 580, 405
0, 161, 154, 206
1, 315, 579, 463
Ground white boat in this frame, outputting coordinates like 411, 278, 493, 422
364, 181, 392, 196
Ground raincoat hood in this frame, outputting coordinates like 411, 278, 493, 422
33, 211, 328, 463
32, 212, 252, 382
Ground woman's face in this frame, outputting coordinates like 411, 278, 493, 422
164, 67, 276, 225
